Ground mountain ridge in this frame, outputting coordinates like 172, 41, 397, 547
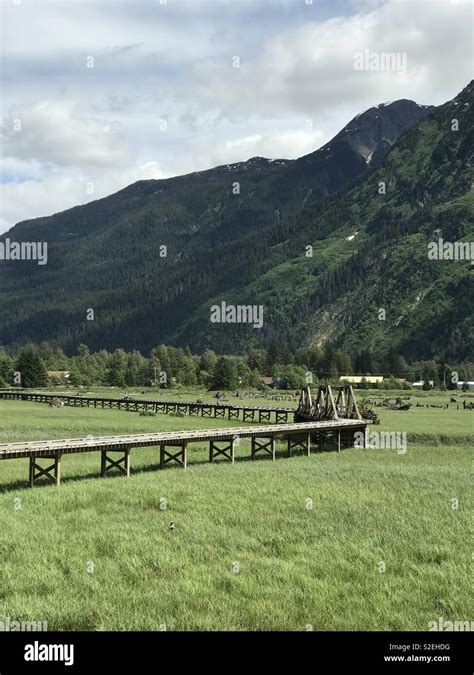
3, 98, 431, 238
1, 87, 470, 362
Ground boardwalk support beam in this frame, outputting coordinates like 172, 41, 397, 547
251, 436, 276, 461
209, 439, 236, 463
101, 448, 131, 477
160, 442, 187, 469
287, 433, 311, 457
28, 452, 62, 487
317, 430, 341, 453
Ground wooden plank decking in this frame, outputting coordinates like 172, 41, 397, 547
0, 419, 366, 458
0, 419, 370, 487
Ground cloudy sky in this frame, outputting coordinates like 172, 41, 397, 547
0, 0, 472, 232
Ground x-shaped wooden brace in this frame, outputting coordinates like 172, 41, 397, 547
287, 433, 311, 457
317, 430, 341, 453
251, 436, 276, 461
209, 439, 235, 463
160, 443, 187, 469
101, 448, 130, 477
28, 453, 62, 487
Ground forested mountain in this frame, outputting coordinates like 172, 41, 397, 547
175, 82, 473, 361
175, 82, 472, 362
0, 86, 471, 363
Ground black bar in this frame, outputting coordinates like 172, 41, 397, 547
0, 631, 471, 673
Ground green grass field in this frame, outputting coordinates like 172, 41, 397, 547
0, 391, 472, 631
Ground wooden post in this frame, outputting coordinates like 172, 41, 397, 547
28, 457, 34, 488
55, 452, 62, 485
327, 386, 339, 419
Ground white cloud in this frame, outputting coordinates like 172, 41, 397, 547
2, 102, 131, 168
0, 0, 472, 232
0, 162, 169, 233
189, 0, 473, 119
188, 129, 325, 167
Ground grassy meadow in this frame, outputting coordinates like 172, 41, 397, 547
0, 388, 472, 631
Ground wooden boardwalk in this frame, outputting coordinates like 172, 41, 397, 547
0, 390, 294, 424
0, 419, 369, 488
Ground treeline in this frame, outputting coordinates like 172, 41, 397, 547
0, 342, 471, 390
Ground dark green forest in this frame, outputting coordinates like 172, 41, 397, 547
0, 342, 471, 391
0, 85, 472, 364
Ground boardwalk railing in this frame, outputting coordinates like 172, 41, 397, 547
0, 390, 294, 424
0, 419, 370, 488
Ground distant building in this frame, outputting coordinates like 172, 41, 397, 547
47, 370, 70, 382
339, 375, 384, 384
456, 381, 474, 390
260, 376, 275, 387
412, 380, 434, 388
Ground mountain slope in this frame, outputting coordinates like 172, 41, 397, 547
174, 82, 473, 361
0, 97, 444, 354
